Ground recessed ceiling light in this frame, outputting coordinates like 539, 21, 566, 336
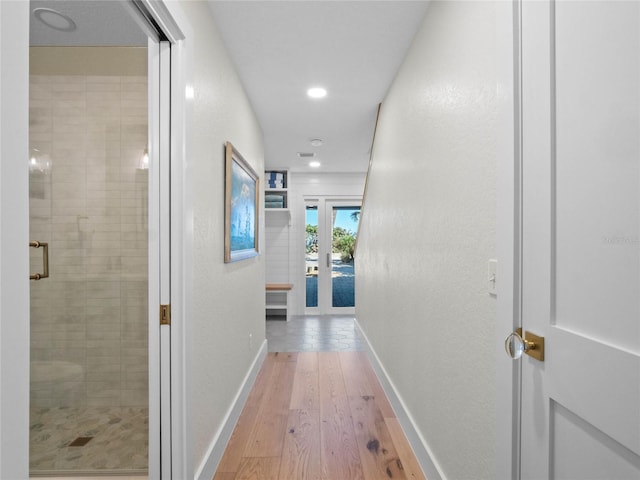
307, 87, 327, 99
33, 8, 77, 32
310, 139, 323, 147
309, 161, 321, 168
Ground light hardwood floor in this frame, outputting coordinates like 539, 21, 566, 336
214, 352, 426, 480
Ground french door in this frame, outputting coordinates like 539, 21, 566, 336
513, 1, 640, 477
305, 198, 361, 314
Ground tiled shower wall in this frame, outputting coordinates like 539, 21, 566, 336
29, 48, 148, 408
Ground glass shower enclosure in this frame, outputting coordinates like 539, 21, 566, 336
29, 2, 151, 475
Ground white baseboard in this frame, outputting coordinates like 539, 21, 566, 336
194, 340, 268, 480
354, 319, 446, 480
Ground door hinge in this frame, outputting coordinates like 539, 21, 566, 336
160, 304, 171, 325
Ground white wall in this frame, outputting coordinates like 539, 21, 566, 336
0, 1, 30, 478
178, 2, 266, 474
265, 212, 290, 283
356, 2, 499, 479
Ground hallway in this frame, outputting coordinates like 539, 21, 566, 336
7, 1, 622, 478
213, 346, 425, 480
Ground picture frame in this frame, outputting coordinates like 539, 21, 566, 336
224, 141, 260, 263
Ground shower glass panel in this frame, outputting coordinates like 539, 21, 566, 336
29, 35, 150, 476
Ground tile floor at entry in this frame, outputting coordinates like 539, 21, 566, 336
266, 315, 365, 352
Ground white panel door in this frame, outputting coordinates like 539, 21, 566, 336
520, 1, 640, 478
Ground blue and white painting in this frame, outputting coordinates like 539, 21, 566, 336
230, 159, 256, 252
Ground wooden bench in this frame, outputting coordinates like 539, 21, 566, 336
265, 283, 293, 321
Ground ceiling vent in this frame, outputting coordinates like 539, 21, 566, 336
297, 152, 315, 158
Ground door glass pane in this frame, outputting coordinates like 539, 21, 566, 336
305, 205, 318, 307
331, 206, 359, 308
29, 12, 150, 474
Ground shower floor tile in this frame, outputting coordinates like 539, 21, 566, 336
30, 406, 148, 474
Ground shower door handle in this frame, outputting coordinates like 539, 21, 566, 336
29, 241, 49, 280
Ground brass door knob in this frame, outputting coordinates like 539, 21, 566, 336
505, 329, 544, 362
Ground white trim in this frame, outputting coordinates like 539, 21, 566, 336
355, 320, 445, 480
0, 2, 30, 478
158, 39, 173, 480
168, 7, 195, 478
496, 1, 521, 479
138, 0, 185, 43
194, 340, 268, 480
141, 2, 193, 477
147, 36, 162, 480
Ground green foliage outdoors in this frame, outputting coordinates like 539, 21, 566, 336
306, 224, 318, 253
332, 226, 350, 243
332, 226, 356, 262
334, 233, 355, 262
306, 209, 359, 262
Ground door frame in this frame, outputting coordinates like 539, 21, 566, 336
323, 199, 361, 314
133, 2, 192, 478
0, 2, 30, 478
304, 199, 320, 314
0, 1, 192, 478
495, 0, 522, 479
158, 2, 194, 477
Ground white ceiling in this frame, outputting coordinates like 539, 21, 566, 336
30, 1, 147, 46
208, 1, 429, 173
29, 0, 429, 173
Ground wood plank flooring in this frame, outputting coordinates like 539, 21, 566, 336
214, 352, 426, 480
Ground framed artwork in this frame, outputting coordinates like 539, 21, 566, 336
224, 141, 259, 263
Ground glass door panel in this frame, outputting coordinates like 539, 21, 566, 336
330, 205, 360, 309
305, 204, 318, 308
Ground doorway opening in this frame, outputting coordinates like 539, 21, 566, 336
27, 1, 175, 476
304, 198, 361, 314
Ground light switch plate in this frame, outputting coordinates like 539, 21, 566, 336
488, 259, 497, 296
